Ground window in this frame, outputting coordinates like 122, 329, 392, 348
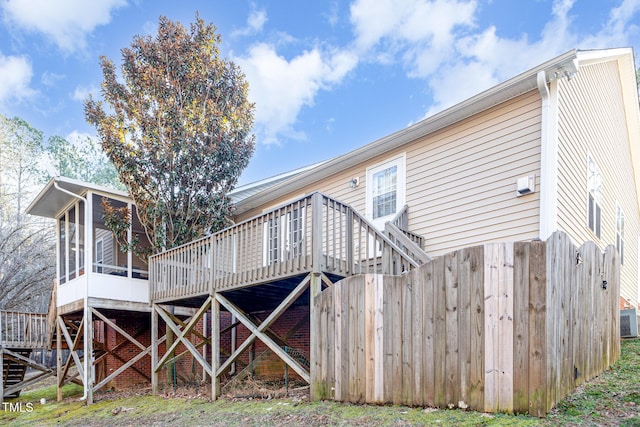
78, 201, 85, 275
366, 154, 406, 229
58, 215, 66, 285
616, 204, 625, 265
92, 194, 129, 276
587, 155, 602, 238
95, 238, 104, 274
57, 201, 85, 283
372, 165, 397, 219
68, 205, 76, 280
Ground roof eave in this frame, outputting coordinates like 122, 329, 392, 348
26, 176, 129, 219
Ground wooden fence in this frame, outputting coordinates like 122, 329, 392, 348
311, 231, 620, 416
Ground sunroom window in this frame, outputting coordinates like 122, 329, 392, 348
91, 194, 150, 279
92, 194, 129, 276
131, 205, 151, 279
57, 200, 85, 284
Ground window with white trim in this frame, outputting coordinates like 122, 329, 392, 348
587, 155, 602, 238
366, 154, 406, 229
616, 204, 625, 265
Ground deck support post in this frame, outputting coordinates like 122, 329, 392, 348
86, 306, 94, 404
212, 293, 220, 400
151, 304, 158, 395
56, 315, 62, 401
309, 272, 322, 400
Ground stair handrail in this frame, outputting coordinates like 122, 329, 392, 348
389, 204, 410, 231
320, 193, 419, 272
384, 222, 431, 265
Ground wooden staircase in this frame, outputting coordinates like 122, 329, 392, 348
2, 349, 32, 398
0, 308, 54, 401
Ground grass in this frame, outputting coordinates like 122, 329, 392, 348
2, 339, 640, 426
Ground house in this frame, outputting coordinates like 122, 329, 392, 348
26, 47, 637, 413
146, 46, 635, 414
231, 47, 640, 308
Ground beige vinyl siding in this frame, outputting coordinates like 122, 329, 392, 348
557, 60, 640, 306
237, 91, 542, 258
404, 90, 542, 254
94, 228, 114, 271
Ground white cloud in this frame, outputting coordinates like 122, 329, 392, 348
2, 0, 127, 53
0, 52, 34, 109
350, 0, 476, 60
232, 6, 268, 37
581, 0, 640, 48
72, 84, 99, 102
326, 2, 340, 27
346, 0, 640, 120
236, 43, 357, 145
41, 71, 65, 87
409, 0, 639, 118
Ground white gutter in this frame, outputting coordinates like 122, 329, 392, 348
537, 71, 557, 240
537, 55, 577, 240
54, 180, 91, 402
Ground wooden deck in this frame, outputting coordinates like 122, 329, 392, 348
0, 310, 48, 349
150, 192, 421, 304
1, 310, 53, 402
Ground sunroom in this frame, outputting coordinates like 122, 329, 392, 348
27, 177, 151, 314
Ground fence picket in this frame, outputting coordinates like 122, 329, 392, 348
311, 232, 619, 416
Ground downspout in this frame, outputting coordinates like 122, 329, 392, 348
54, 181, 91, 401
537, 71, 558, 240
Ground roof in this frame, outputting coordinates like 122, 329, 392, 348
233, 47, 640, 216
26, 176, 130, 219
229, 160, 327, 203
27, 166, 319, 219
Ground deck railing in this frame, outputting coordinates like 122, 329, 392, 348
150, 192, 420, 303
389, 204, 426, 249
0, 310, 48, 349
384, 222, 431, 265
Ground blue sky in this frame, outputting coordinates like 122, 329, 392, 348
1, 0, 639, 185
